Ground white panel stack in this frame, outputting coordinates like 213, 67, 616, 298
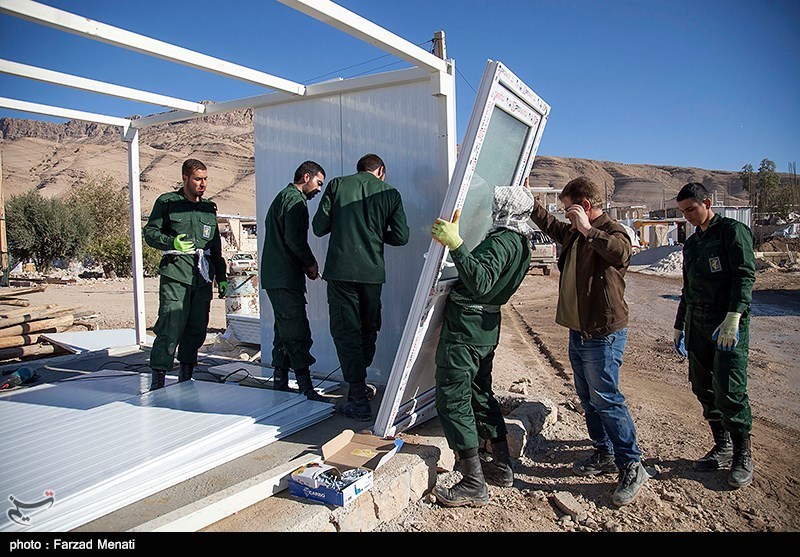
0, 370, 333, 532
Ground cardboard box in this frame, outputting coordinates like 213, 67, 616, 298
289, 429, 403, 507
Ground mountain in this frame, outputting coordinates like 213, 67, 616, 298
0, 110, 750, 216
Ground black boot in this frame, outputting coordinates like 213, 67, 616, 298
433, 449, 489, 508
694, 420, 733, 471
728, 432, 754, 488
481, 436, 514, 487
149, 370, 166, 391
178, 363, 194, 383
338, 380, 372, 421
272, 367, 291, 391
295, 369, 326, 402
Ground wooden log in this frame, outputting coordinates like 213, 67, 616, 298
0, 334, 41, 350
0, 286, 46, 298
0, 304, 58, 318
0, 315, 74, 338
0, 343, 67, 362
0, 299, 30, 307
0, 307, 78, 329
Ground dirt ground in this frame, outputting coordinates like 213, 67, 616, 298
11, 267, 800, 532
375, 267, 800, 533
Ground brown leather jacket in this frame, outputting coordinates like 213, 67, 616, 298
530, 201, 631, 338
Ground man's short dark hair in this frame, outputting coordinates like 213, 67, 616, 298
182, 158, 206, 177
560, 176, 603, 208
357, 154, 385, 173
676, 182, 711, 203
293, 160, 326, 184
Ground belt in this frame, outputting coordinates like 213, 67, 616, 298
162, 248, 212, 283
449, 291, 501, 314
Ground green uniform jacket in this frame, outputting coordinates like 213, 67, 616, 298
143, 188, 227, 286
675, 214, 755, 330
261, 184, 316, 291
312, 171, 409, 284
442, 229, 531, 346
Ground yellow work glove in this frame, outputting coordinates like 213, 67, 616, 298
173, 233, 195, 253
431, 209, 463, 251
711, 312, 741, 351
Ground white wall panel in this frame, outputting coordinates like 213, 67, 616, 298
254, 72, 450, 384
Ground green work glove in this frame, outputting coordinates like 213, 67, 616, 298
431, 209, 463, 250
173, 233, 195, 253
711, 312, 741, 351
218, 280, 228, 299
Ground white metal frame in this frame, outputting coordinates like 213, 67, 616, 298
0, 0, 456, 348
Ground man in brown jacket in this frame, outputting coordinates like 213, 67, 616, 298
530, 176, 647, 507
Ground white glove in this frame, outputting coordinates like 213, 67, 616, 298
712, 312, 742, 351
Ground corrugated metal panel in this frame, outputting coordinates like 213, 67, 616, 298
254, 72, 449, 385
40, 329, 155, 353
27, 401, 333, 532
1, 375, 332, 532
225, 314, 261, 345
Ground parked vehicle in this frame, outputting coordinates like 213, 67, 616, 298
228, 251, 257, 274
529, 229, 557, 275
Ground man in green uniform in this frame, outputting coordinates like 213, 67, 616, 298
674, 182, 756, 488
312, 154, 409, 421
429, 186, 532, 508
143, 159, 227, 390
261, 161, 326, 402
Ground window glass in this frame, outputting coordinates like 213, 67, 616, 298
440, 106, 529, 280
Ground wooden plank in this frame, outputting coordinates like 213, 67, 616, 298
0, 342, 65, 361
0, 299, 29, 307
0, 286, 46, 297
0, 304, 58, 318
0, 306, 78, 329
0, 333, 41, 350
0, 315, 74, 338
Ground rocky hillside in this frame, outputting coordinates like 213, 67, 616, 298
1, 110, 749, 216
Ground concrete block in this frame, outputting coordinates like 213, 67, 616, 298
408, 458, 436, 501
332, 491, 378, 532
372, 464, 411, 523
287, 507, 337, 532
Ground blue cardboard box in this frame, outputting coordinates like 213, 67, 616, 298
289, 430, 404, 507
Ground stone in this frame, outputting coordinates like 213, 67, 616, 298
550, 491, 588, 523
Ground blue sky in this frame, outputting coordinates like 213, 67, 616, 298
1, 0, 797, 172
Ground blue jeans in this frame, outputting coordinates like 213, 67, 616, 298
568, 328, 642, 467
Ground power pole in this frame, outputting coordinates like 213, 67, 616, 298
432, 30, 446, 59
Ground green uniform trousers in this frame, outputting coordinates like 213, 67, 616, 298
266, 288, 315, 371
150, 276, 213, 371
327, 280, 382, 384
686, 306, 752, 433
434, 339, 507, 451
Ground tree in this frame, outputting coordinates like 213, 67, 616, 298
739, 164, 754, 196
757, 158, 781, 216
66, 172, 161, 277
6, 191, 94, 272
67, 173, 129, 241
